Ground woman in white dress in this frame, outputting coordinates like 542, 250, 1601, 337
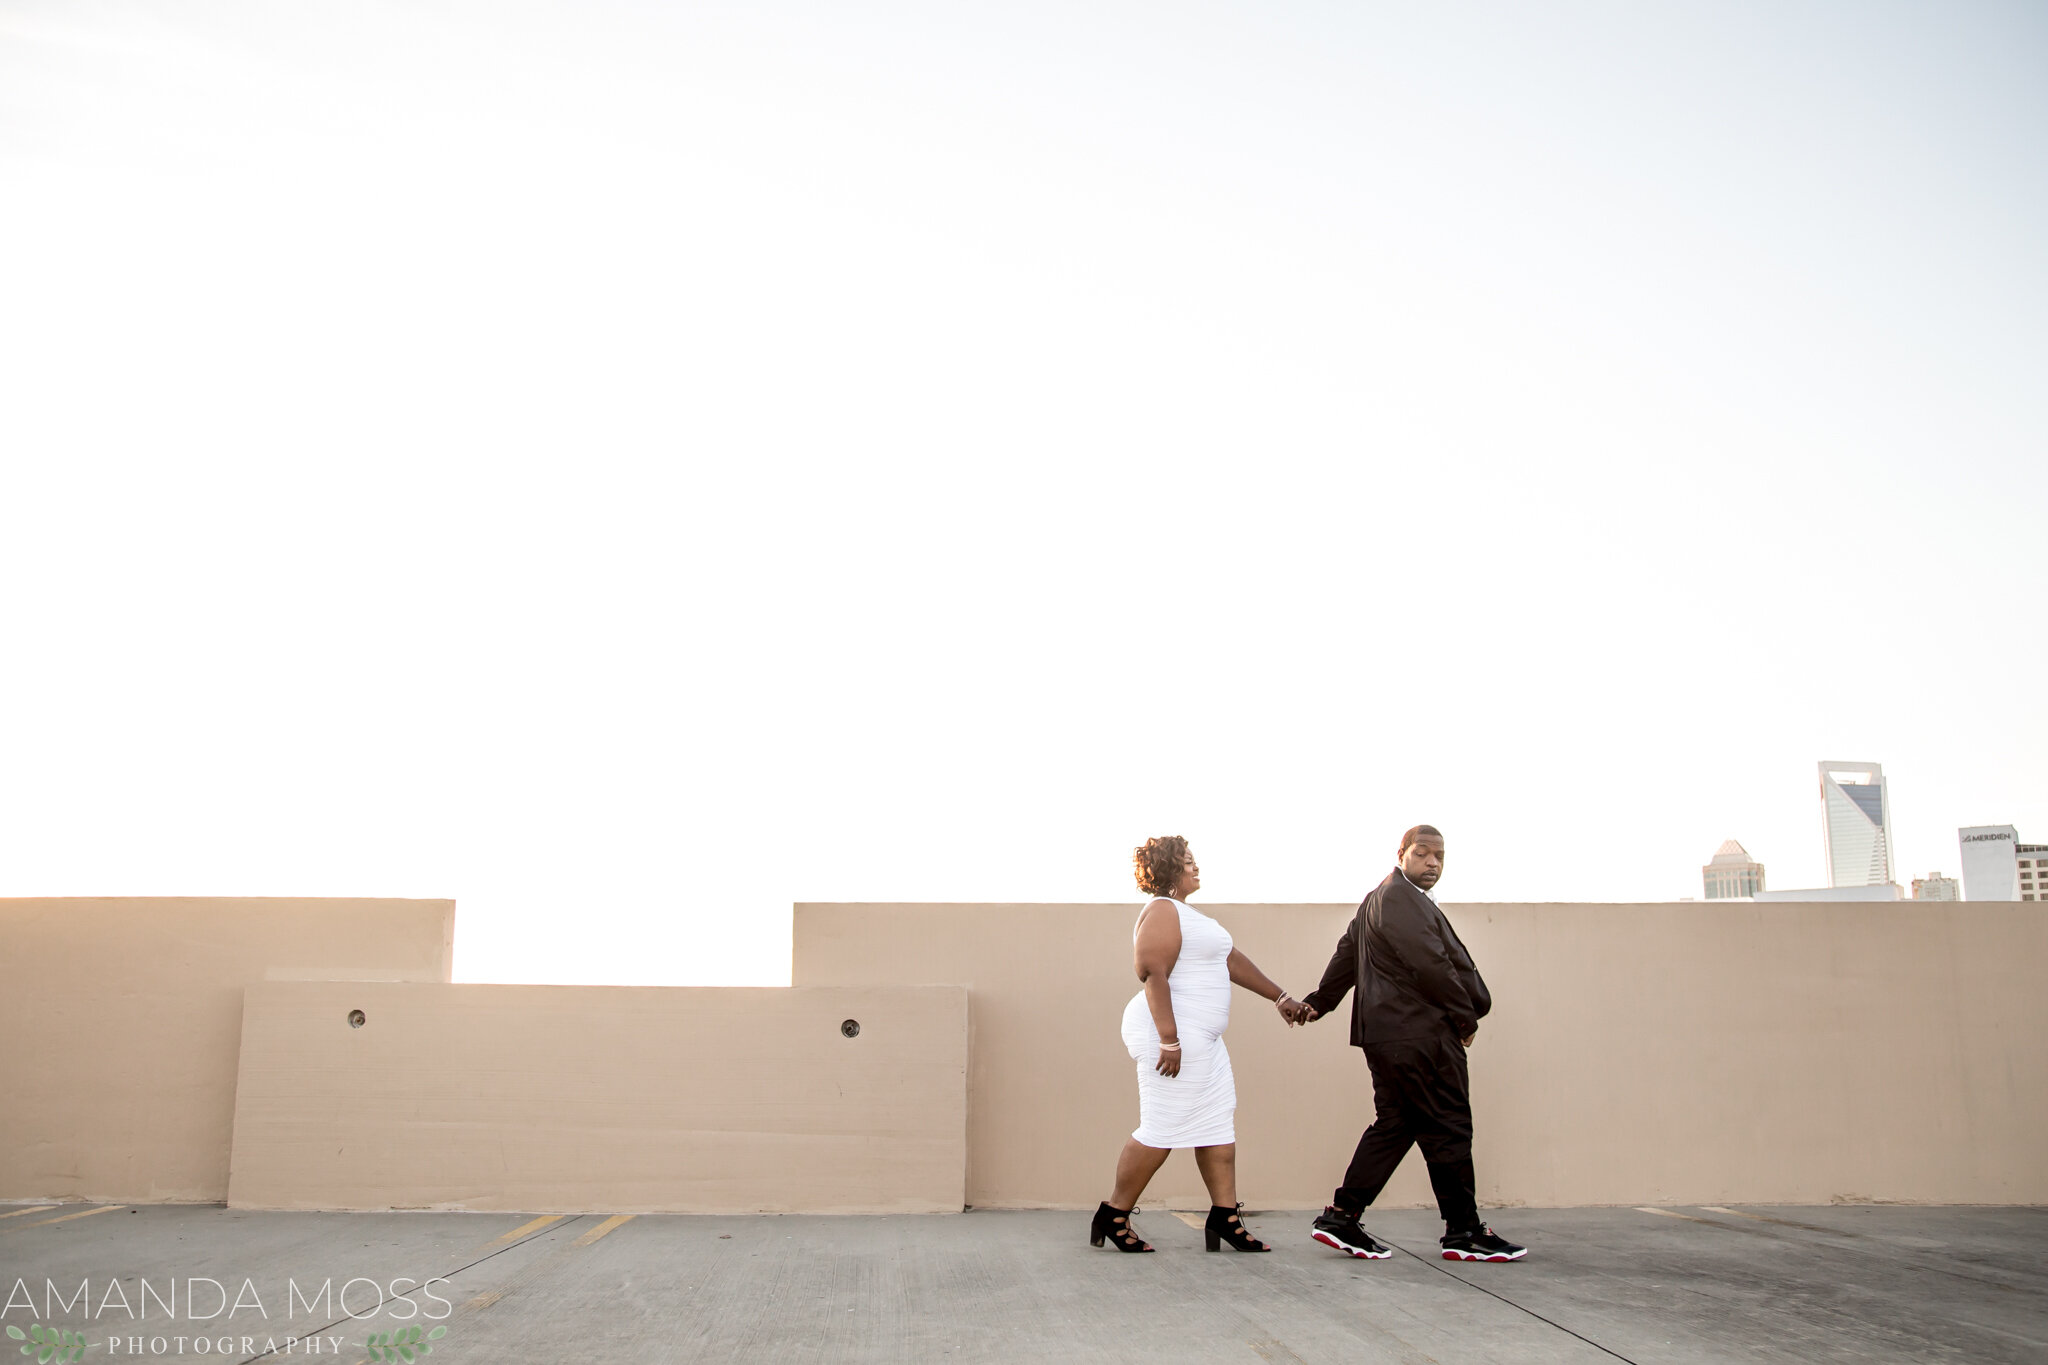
1090, 835, 1312, 1253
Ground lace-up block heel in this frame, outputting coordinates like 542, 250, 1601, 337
1090, 1201, 1153, 1252
1205, 1204, 1272, 1252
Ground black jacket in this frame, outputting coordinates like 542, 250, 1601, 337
1302, 869, 1491, 1046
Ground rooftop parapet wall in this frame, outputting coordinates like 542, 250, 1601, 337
794, 901, 2048, 1210
226, 983, 968, 1214
0, 897, 455, 1204
13, 896, 2040, 1214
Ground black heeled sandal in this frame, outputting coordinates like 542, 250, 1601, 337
1090, 1201, 1153, 1252
1205, 1203, 1271, 1252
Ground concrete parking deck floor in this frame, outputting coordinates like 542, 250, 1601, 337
3, 1204, 2042, 1363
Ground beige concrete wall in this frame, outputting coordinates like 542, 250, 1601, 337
0, 897, 454, 1204
794, 901, 2048, 1210
227, 983, 968, 1214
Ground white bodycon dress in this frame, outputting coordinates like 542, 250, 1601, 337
1120, 896, 1237, 1148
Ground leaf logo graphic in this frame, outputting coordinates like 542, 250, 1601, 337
6, 1324, 88, 1364
362, 1323, 450, 1361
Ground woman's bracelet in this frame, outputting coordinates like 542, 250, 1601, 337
1158, 1040, 1181, 1051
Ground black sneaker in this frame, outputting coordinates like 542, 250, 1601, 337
1440, 1224, 1526, 1261
1310, 1206, 1392, 1259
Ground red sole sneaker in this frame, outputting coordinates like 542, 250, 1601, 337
1312, 1230, 1392, 1260
1442, 1248, 1526, 1261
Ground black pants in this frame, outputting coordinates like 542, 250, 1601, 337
1335, 1032, 1478, 1231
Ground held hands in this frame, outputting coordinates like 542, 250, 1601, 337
1276, 995, 1318, 1027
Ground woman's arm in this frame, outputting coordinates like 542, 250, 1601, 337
1133, 898, 1183, 1076
1227, 948, 1310, 1025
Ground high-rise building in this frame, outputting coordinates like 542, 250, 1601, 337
1819, 761, 1895, 888
1959, 826, 2018, 901
1956, 828, 2048, 901
1911, 872, 1960, 902
2022, 845, 2048, 902
1702, 840, 1765, 899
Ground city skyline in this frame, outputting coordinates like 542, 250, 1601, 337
1703, 762, 2048, 902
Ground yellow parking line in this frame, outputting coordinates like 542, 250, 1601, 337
1699, 1205, 1846, 1236
572, 1214, 634, 1247
1635, 1206, 1716, 1224
489, 1214, 564, 1245
0, 1206, 57, 1220
19, 1206, 122, 1229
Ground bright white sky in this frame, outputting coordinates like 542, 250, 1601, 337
3, 1, 2043, 986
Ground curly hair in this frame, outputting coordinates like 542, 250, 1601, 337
1133, 835, 1191, 897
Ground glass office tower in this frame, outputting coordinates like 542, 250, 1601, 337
1702, 840, 1766, 899
1820, 761, 1894, 888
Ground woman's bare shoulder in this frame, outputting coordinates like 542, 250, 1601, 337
1136, 896, 1179, 926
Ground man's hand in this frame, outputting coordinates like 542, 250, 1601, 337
1460, 1029, 1476, 1048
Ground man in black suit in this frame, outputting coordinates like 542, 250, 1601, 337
1299, 825, 1526, 1262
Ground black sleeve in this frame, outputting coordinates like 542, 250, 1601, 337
1300, 916, 1358, 1019
1462, 965, 1492, 1022
1439, 915, 1491, 1022
1379, 890, 1479, 1036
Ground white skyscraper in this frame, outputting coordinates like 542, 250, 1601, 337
1959, 826, 2019, 901
1819, 761, 1895, 888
